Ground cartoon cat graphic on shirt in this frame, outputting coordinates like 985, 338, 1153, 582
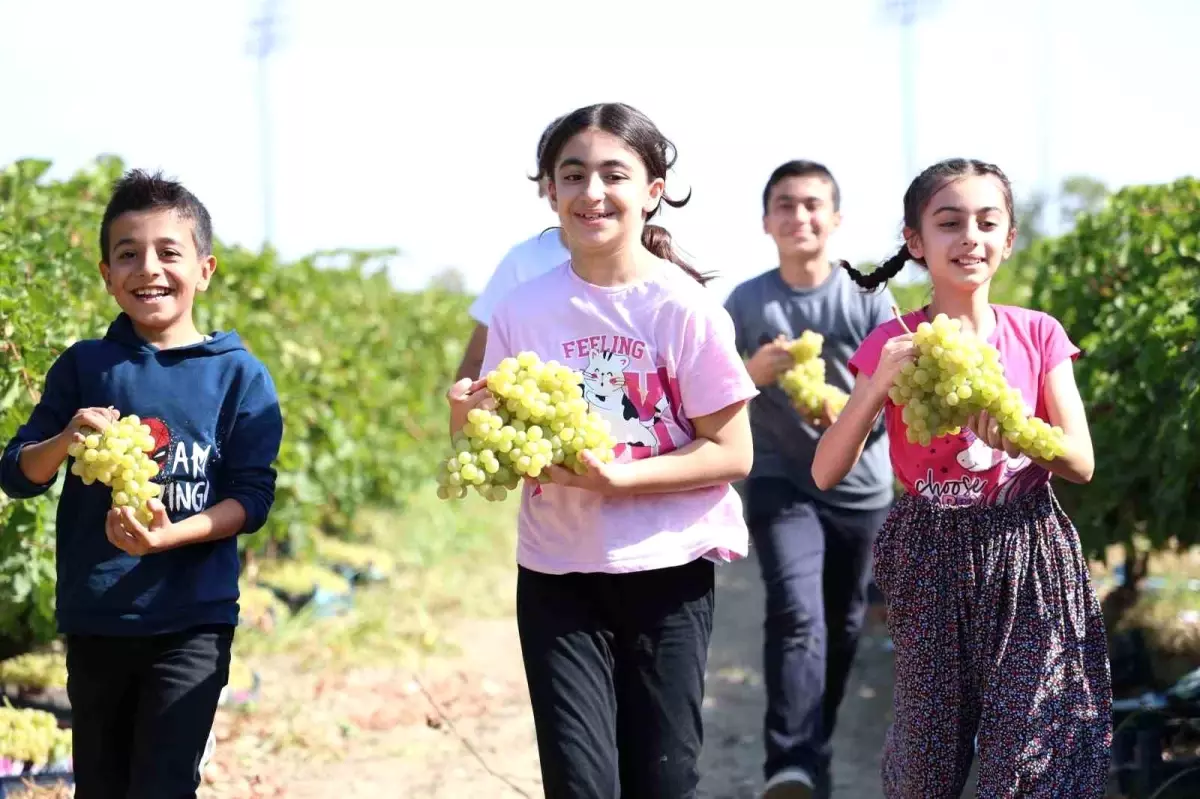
580, 350, 668, 456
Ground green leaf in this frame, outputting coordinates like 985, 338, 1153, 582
1029, 175, 1200, 557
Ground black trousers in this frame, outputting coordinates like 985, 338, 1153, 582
66, 623, 234, 799
517, 558, 715, 799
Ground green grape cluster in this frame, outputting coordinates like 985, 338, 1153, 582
228, 656, 256, 693
0, 706, 72, 770
312, 533, 396, 577
255, 561, 352, 598
438, 352, 618, 502
888, 313, 1066, 458
778, 330, 849, 418
237, 582, 291, 626
0, 652, 67, 691
67, 414, 162, 526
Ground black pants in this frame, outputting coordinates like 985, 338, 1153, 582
517, 558, 715, 799
66, 623, 234, 799
745, 477, 890, 782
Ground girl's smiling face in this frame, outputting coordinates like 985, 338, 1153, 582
547, 127, 664, 256
906, 174, 1016, 294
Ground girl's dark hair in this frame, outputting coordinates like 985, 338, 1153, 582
527, 114, 567, 185
537, 102, 712, 285
843, 158, 1015, 291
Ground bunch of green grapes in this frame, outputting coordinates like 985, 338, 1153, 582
227, 656, 256, 693
237, 582, 291, 626
0, 652, 67, 691
0, 706, 71, 768
888, 313, 1066, 458
438, 352, 618, 502
778, 330, 849, 418
313, 533, 396, 576
785, 330, 824, 362
67, 414, 162, 526
255, 561, 352, 598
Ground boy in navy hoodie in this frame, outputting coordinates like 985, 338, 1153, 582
0, 169, 283, 798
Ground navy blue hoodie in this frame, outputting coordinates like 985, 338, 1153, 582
0, 313, 283, 636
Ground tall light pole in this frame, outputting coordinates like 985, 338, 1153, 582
1036, 0, 1056, 238
248, 0, 283, 250
887, 0, 919, 183
883, 0, 939, 282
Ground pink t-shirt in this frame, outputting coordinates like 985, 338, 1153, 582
848, 304, 1080, 507
481, 261, 759, 575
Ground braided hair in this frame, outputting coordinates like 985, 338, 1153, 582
843, 158, 1015, 291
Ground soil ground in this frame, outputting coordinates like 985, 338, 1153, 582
197, 551, 983, 798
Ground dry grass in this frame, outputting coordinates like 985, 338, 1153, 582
0, 782, 73, 798
232, 487, 519, 672
195, 488, 523, 797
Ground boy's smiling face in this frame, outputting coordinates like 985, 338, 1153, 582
763, 175, 841, 261
99, 208, 216, 344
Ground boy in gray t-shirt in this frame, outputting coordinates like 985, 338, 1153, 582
724, 161, 895, 798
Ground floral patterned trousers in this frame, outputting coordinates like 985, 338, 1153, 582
873, 485, 1112, 797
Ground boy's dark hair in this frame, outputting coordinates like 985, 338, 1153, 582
538, 102, 712, 286
843, 158, 1015, 291
99, 169, 213, 260
762, 160, 841, 216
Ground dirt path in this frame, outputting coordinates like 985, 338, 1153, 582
204, 553, 977, 798
699, 554, 894, 799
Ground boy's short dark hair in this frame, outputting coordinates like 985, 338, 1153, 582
99, 169, 214, 260
762, 160, 841, 215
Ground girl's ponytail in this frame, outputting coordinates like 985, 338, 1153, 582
643, 224, 712, 285
843, 245, 912, 291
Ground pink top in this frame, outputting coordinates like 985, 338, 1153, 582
848, 304, 1080, 506
482, 261, 758, 575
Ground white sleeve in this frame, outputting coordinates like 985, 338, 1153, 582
468, 245, 524, 326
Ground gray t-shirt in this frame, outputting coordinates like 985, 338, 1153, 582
724, 265, 895, 511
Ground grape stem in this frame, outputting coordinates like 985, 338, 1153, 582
891, 304, 913, 335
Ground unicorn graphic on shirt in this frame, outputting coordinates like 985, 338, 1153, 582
957, 429, 1030, 473
580, 350, 668, 455
956, 428, 1039, 504
956, 433, 1016, 473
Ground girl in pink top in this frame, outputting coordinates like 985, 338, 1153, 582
446, 103, 757, 798
812, 159, 1111, 797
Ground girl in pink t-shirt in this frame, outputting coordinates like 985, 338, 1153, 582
812, 159, 1111, 796
446, 103, 757, 798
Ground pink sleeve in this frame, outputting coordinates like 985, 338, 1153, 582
848, 324, 894, 378
676, 307, 758, 419
1040, 314, 1081, 372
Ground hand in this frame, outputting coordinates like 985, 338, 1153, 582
544, 450, 630, 496
745, 335, 795, 387
446, 377, 497, 436
800, 397, 841, 429
62, 406, 119, 445
868, 334, 916, 399
966, 410, 1023, 459
106, 500, 172, 557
